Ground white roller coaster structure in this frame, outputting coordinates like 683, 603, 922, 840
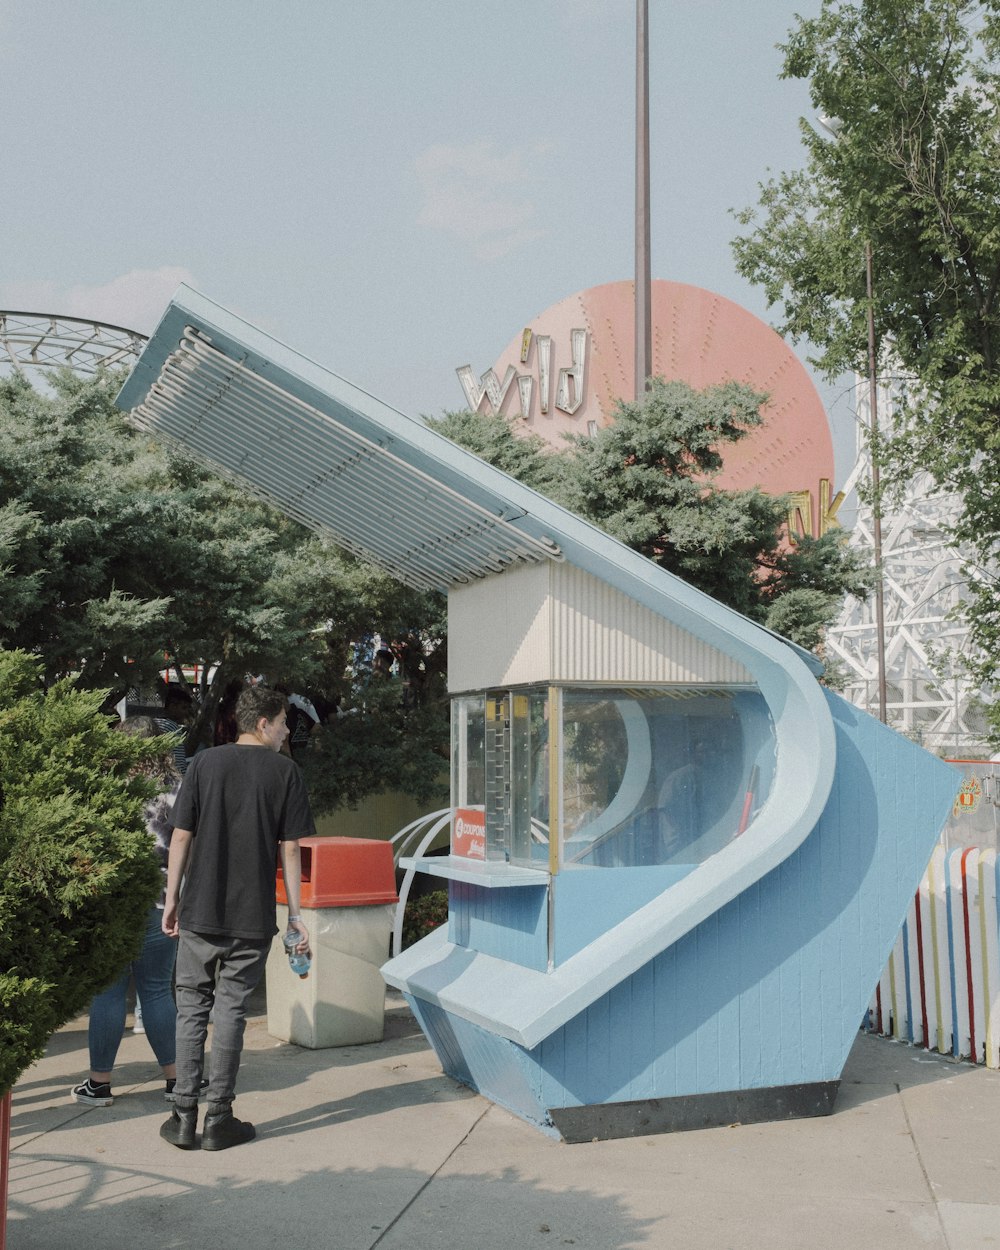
0, 310, 147, 377
825, 372, 993, 757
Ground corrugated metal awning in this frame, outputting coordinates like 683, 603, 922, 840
119, 291, 561, 594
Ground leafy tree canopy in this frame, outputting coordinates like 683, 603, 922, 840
430, 379, 869, 653
0, 371, 448, 812
731, 0, 1000, 723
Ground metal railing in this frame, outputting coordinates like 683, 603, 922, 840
387, 812, 550, 957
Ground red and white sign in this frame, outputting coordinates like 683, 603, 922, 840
453, 807, 486, 860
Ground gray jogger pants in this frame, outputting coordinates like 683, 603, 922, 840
173, 928, 270, 1113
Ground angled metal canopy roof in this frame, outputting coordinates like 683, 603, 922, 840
117, 287, 561, 594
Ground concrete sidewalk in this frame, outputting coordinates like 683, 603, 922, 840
7, 988, 1000, 1250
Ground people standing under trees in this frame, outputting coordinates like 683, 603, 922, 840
157, 682, 196, 775
213, 678, 244, 746
372, 646, 395, 679
72, 718, 185, 1107
273, 684, 324, 758
391, 635, 428, 708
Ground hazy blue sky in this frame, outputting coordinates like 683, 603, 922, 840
0, 1, 857, 474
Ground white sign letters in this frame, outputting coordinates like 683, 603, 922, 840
456, 328, 588, 421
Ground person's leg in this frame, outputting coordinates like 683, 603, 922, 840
132, 908, 177, 1080
72, 968, 129, 1104
87, 969, 130, 1081
198, 936, 269, 1150
171, 929, 222, 1109
204, 936, 270, 1114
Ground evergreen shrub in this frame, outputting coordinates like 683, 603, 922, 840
0, 650, 162, 1092
400, 889, 448, 950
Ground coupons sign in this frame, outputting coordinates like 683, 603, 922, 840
453, 807, 486, 860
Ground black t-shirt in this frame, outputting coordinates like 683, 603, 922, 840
172, 744, 316, 940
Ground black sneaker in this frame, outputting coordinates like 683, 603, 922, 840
164, 1078, 209, 1102
201, 1110, 255, 1151
71, 1079, 113, 1107
159, 1106, 198, 1150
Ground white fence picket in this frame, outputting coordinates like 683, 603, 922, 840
867, 845, 1000, 1069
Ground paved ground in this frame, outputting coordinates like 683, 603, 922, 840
7, 987, 1000, 1250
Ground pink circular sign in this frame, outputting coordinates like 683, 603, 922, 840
461, 280, 835, 527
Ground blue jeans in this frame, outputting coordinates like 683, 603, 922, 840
88, 907, 177, 1072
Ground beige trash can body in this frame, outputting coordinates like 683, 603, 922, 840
266, 837, 398, 1049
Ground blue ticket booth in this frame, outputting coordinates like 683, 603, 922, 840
118, 288, 960, 1140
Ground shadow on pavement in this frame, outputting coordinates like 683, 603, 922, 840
6, 1154, 654, 1250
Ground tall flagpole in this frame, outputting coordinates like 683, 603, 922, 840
635, 0, 652, 401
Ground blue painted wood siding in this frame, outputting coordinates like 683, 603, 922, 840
533, 692, 958, 1108
448, 880, 548, 972
415, 690, 959, 1130
551, 864, 695, 965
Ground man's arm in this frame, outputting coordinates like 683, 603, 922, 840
279, 839, 311, 953
162, 827, 193, 938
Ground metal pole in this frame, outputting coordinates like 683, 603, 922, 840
866, 240, 889, 724
635, 0, 652, 401
0, 1089, 10, 1250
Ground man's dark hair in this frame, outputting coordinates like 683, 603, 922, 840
235, 687, 289, 735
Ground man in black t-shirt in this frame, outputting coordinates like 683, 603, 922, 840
159, 686, 316, 1152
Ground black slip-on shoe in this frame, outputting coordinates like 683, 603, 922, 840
71, 1080, 113, 1107
159, 1106, 198, 1150
201, 1111, 255, 1151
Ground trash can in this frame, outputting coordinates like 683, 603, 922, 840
266, 836, 398, 1048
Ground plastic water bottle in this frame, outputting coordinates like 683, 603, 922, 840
283, 927, 311, 978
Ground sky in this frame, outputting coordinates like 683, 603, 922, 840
0, 0, 859, 480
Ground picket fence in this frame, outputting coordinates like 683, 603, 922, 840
866, 845, 1000, 1067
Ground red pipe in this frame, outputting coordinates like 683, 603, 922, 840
961, 848, 978, 1063
912, 888, 930, 1048
736, 766, 759, 837
0, 1089, 11, 1250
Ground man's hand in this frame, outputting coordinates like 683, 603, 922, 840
162, 827, 193, 939
162, 902, 180, 938
289, 916, 310, 955
279, 839, 310, 953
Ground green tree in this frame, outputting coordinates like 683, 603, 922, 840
0, 370, 334, 694
431, 380, 869, 651
426, 409, 569, 496
0, 650, 162, 1093
731, 0, 1000, 724
299, 568, 450, 815
0, 371, 448, 811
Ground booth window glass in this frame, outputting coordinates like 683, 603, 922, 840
560, 687, 776, 868
451, 688, 549, 866
452, 695, 486, 808
451, 684, 774, 871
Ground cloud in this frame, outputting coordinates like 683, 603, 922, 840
0, 266, 198, 335
414, 141, 547, 261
